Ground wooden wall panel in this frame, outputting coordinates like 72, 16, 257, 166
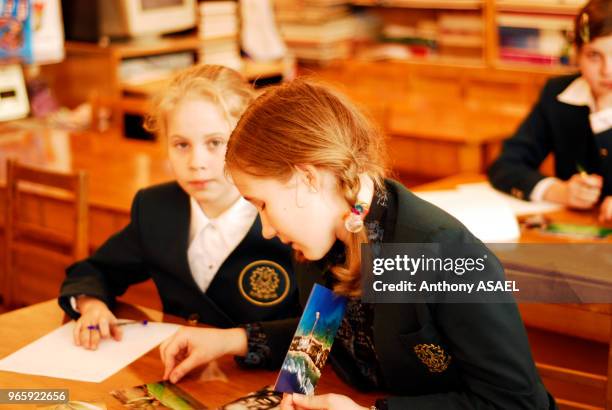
520, 304, 611, 344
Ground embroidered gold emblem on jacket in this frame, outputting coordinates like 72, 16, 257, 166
238, 260, 290, 306
414, 343, 451, 373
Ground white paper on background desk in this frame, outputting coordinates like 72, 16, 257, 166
415, 188, 521, 242
456, 182, 563, 216
0, 320, 179, 383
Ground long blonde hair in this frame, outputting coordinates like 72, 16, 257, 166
226, 79, 388, 296
144, 64, 256, 140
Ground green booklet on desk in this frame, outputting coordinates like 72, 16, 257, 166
543, 222, 612, 239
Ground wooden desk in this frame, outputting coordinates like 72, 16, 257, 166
386, 99, 526, 177
416, 173, 612, 338
416, 173, 612, 409
0, 300, 380, 410
416, 173, 612, 244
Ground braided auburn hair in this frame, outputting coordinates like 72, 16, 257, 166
225, 78, 388, 296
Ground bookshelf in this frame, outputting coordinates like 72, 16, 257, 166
42, 34, 291, 139
351, 0, 484, 10
348, 0, 584, 72
496, 0, 584, 15
350, 5, 487, 65
58, 35, 289, 104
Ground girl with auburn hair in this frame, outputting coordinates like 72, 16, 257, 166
489, 0, 612, 221
59, 65, 298, 350
160, 79, 555, 409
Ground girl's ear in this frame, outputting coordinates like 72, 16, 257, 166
294, 164, 320, 193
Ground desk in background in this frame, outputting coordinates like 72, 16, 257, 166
0, 300, 380, 409
416, 173, 612, 410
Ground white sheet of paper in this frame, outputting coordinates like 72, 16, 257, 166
416, 188, 520, 242
0, 320, 179, 383
456, 182, 563, 216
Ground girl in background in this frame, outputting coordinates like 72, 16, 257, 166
489, 0, 612, 222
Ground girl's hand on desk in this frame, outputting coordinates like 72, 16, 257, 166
545, 174, 602, 209
280, 393, 369, 410
599, 196, 612, 222
160, 327, 247, 384
74, 296, 122, 350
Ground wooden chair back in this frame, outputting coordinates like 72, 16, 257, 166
3, 159, 88, 308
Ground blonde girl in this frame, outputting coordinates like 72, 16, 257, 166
59, 65, 297, 350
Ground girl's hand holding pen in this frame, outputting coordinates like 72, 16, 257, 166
569, 171, 603, 208
569, 172, 603, 208
545, 173, 603, 209
73, 296, 123, 350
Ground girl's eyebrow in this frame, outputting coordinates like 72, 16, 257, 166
203, 132, 227, 138
168, 133, 227, 140
168, 134, 188, 139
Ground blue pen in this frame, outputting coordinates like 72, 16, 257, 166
87, 319, 148, 331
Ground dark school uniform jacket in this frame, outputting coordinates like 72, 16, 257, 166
58, 182, 299, 328
246, 179, 555, 409
488, 74, 612, 200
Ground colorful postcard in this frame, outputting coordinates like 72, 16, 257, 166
110, 381, 207, 410
274, 284, 347, 395
218, 385, 281, 410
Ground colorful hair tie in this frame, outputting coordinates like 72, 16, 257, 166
344, 201, 370, 233
580, 12, 590, 43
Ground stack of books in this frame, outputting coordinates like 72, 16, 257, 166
438, 14, 483, 49
379, 13, 483, 60
198, 1, 242, 71
274, 0, 361, 64
275, 0, 350, 23
497, 12, 574, 66
380, 21, 438, 57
